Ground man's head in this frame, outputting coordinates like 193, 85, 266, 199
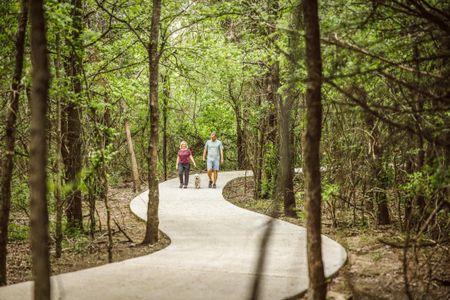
210, 131, 217, 141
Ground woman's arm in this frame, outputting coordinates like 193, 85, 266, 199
190, 155, 197, 167
176, 155, 179, 169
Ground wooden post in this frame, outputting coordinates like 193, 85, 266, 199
125, 120, 141, 192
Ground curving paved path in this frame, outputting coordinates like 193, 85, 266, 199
0, 171, 346, 300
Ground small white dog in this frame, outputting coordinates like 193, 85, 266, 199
194, 174, 201, 189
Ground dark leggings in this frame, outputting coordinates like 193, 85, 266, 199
178, 163, 190, 185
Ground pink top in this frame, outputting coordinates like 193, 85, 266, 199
178, 149, 192, 164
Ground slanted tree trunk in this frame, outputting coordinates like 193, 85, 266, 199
0, 0, 28, 285
302, 0, 327, 299
142, 0, 162, 245
64, 0, 83, 230
29, 0, 51, 298
125, 120, 141, 192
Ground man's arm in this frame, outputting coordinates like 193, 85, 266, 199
202, 146, 207, 161
220, 146, 224, 164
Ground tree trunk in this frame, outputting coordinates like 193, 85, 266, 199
228, 80, 246, 170
125, 120, 141, 192
279, 4, 301, 216
236, 111, 245, 169
54, 31, 63, 258
365, 107, 391, 225
102, 107, 113, 262
64, 0, 83, 230
29, 0, 51, 298
412, 43, 426, 222
162, 74, 169, 181
0, 0, 28, 285
303, 0, 327, 299
253, 78, 265, 200
142, 0, 162, 245
279, 101, 296, 217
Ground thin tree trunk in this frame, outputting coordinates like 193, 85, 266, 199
54, 31, 63, 258
0, 0, 28, 285
412, 43, 426, 221
365, 109, 391, 225
162, 74, 169, 181
125, 120, 141, 192
253, 79, 265, 200
30, 0, 51, 297
228, 80, 245, 169
279, 2, 301, 217
303, 0, 327, 298
102, 162, 112, 262
236, 112, 245, 169
64, 0, 83, 230
142, 0, 162, 245
254, 126, 265, 200
102, 107, 113, 262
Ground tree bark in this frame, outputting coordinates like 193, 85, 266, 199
142, 0, 162, 245
236, 110, 245, 169
253, 78, 265, 200
364, 103, 391, 226
0, 0, 28, 285
29, 0, 51, 298
302, 0, 327, 299
279, 3, 301, 217
228, 81, 246, 170
64, 0, 83, 230
162, 74, 169, 181
125, 120, 141, 192
54, 31, 63, 258
102, 107, 113, 262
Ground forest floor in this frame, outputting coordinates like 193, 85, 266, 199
6, 174, 449, 299
6, 182, 170, 285
223, 176, 450, 300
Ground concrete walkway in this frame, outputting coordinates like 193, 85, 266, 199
0, 171, 346, 300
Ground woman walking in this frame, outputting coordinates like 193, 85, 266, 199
176, 141, 197, 188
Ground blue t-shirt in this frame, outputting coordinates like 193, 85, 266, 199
205, 139, 223, 161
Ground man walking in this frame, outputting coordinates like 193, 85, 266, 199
203, 132, 224, 188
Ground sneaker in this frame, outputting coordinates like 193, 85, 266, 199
208, 181, 212, 188
213, 183, 217, 189
183, 185, 187, 189
179, 184, 183, 188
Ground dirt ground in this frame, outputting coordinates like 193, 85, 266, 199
6, 177, 449, 300
222, 176, 450, 300
6, 183, 170, 285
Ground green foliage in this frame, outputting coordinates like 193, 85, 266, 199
8, 223, 29, 241
401, 163, 450, 199
11, 178, 29, 214
261, 142, 278, 199
322, 182, 339, 203
2, 0, 449, 248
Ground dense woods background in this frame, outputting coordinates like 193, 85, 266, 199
0, 0, 449, 299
